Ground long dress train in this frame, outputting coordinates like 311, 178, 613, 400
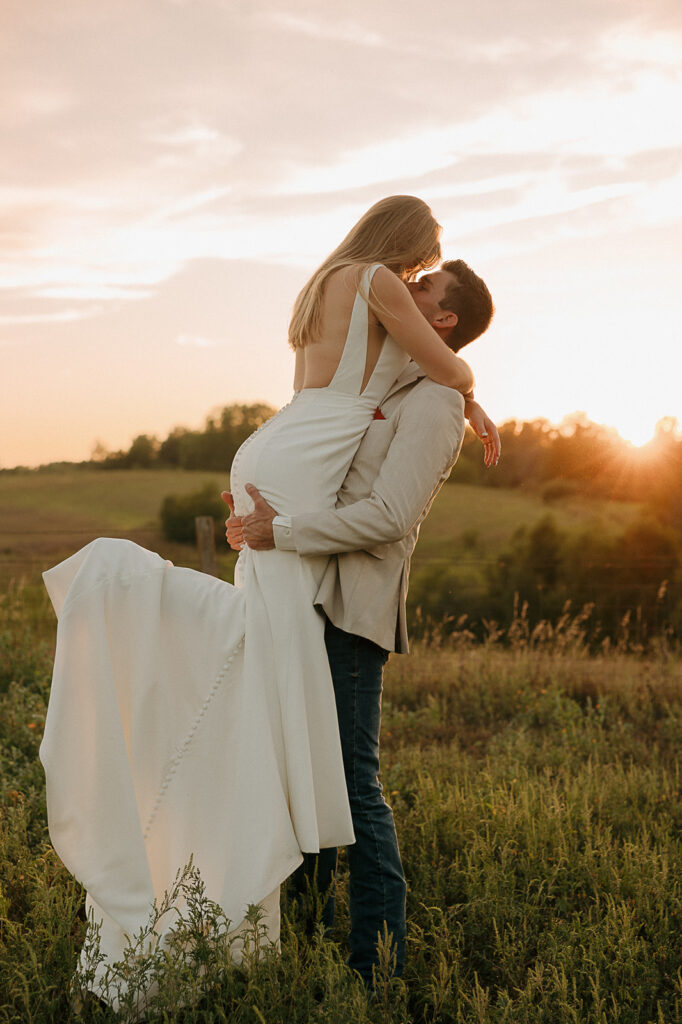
39, 264, 409, 996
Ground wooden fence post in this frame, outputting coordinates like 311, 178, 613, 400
195, 516, 218, 576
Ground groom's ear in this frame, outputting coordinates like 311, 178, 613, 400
431, 310, 458, 330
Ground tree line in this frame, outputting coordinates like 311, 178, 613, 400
94, 403, 682, 525
93, 403, 276, 474
454, 413, 682, 530
93, 403, 682, 642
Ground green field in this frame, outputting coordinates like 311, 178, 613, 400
0, 467, 639, 598
1, 589, 681, 1022
0, 469, 237, 594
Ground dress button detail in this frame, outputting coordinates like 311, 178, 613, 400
142, 634, 245, 841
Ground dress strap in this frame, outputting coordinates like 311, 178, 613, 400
327, 263, 383, 395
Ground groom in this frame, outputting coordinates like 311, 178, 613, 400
223, 259, 497, 985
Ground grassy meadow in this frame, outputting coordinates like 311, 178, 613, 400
2, 469, 680, 1022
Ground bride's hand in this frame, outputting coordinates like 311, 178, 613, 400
222, 491, 245, 550
464, 401, 501, 468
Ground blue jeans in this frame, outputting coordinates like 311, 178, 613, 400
292, 619, 407, 983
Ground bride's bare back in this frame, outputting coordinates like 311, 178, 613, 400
294, 266, 388, 394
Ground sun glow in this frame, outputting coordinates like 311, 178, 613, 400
613, 414, 680, 450
615, 421, 656, 449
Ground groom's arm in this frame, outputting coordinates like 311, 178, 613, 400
275, 384, 466, 557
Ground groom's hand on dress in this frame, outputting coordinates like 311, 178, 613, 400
241, 484, 277, 551
221, 491, 245, 550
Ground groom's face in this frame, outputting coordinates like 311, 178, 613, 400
406, 270, 456, 326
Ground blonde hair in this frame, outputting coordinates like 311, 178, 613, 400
288, 195, 442, 349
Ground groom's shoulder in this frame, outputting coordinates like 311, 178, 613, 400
389, 378, 465, 451
398, 376, 466, 419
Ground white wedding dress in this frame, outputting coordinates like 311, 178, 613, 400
39, 265, 410, 996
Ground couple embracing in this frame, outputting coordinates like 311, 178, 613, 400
40, 195, 498, 1002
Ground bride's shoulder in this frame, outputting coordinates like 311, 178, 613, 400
327, 263, 395, 296
368, 265, 410, 304
326, 264, 362, 289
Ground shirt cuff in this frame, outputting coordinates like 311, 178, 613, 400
273, 514, 295, 551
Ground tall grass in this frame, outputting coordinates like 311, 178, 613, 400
1, 586, 681, 1022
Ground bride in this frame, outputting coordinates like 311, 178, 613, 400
39, 195, 474, 998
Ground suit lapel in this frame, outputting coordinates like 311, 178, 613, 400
382, 361, 424, 403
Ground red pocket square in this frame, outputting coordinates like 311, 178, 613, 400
373, 407, 385, 420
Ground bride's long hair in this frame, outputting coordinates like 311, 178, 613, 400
288, 195, 441, 350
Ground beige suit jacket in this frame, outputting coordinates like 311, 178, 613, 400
278, 363, 466, 653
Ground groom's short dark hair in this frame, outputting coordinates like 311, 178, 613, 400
440, 259, 494, 351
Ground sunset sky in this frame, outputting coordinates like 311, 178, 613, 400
2, 0, 681, 467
